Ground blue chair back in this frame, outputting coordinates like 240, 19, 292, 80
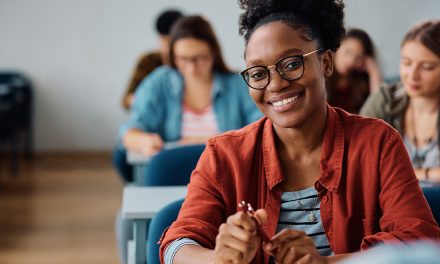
147, 198, 184, 264
143, 144, 205, 186
422, 187, 440, 225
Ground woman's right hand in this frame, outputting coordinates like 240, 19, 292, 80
139, 133, 164, 156
214, 209, 267, 264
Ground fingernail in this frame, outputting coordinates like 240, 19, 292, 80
265, 242, 272, 250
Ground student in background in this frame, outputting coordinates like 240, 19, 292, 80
361, 20, 440, 185
160, 1, 439, 263
327, 28, 382, 113
121, 9, 183, 110
113, 9, 183, 183
120, 15, 261, 157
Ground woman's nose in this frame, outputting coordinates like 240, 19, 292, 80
265, 68, 290, 92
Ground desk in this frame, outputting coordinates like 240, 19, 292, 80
122, 186, 187, 264
127, 152, 151, 185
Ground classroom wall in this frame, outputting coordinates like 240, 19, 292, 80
0, 0, 439, 151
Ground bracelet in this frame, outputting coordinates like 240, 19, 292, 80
425, 168, 431, 180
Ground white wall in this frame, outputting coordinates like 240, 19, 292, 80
0, 0, 439, 151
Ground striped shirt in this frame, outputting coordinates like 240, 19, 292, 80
181, 102, 218, 139
164, 187, 333, 264
274, 187, 333, 258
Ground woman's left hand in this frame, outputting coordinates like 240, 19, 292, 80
363, 57, 382, 92
264, 229, 327, 264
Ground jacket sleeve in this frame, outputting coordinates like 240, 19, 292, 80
361, 129, 440, 248
159, 139, 227, 263
118, 66, 167, 139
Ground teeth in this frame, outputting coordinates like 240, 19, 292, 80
273, 95, 299, 107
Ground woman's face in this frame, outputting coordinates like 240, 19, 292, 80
400, 40, 440, 98
173, 38, 214, 80
334, 37, 365, 75
244, 21, 332, 129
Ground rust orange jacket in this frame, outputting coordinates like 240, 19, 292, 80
160, 106, 440, 264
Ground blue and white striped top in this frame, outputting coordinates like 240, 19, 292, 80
164, 187, 333, 263
277, 187, 333, 256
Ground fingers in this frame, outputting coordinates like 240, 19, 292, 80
214, 212, 261, 263
264, 229, 321, 264
218, 222, 256, 252
142, 133, 163, 155
265, 229, 307, 252
228, 211, 257, 233
253, 208, 268, 225
274, 244, 310, 264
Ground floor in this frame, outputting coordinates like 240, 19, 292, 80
0, 153, 123, 264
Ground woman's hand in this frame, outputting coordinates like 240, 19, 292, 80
214, 209, 267, 264
264, 229, 327, 264
139, 133, 164, 156
363, 57, 382, 93
415, 167, 440, 182
123, 129, 164, 156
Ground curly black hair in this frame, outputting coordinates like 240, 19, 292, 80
238, 0, 345, 52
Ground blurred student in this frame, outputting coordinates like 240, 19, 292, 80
113, 10, 183, 183
121, 9, 183, 110
327, 28, 382, 113
120, 15, 261, 157
361, 20, 440, 184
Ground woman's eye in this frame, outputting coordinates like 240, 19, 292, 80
421, 63, 436, 71
283, 60, 302, 71
249, 70, 267, 80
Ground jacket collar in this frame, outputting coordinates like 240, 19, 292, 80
262, 105, 344, 193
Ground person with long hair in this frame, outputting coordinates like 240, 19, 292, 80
159, 1, 439, 264
115, 15, 261, 182
361, 20, 440, 185
326, 28, 382, 113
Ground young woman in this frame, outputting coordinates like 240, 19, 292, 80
361, 20, 440, 184
327, 28, 382, 113
160, 1, 439, 264
115, 16, 261, 182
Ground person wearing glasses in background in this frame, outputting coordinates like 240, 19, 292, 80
327, 28, 382, 114
120, 15, 261, 158
159, 1, 439, 264
361, 20, 440, 186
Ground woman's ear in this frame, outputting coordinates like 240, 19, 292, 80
322, 50, 334, 78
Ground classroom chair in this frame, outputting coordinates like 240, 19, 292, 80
147, 198, 184, 264
422, 186, 440, 225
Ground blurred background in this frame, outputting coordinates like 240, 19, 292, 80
0, 0, 439, 263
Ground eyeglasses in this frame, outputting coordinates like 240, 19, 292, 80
240, 49, 322, 90
175, 54, 211, 66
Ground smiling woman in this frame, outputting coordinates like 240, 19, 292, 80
159, 1, 439, 264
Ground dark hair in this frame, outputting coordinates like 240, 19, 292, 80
169, 15, 230, 73
238, 0, 345, 52
402, 20, 440, 58
345, 28, 375, 57
155, 9, 183, 35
